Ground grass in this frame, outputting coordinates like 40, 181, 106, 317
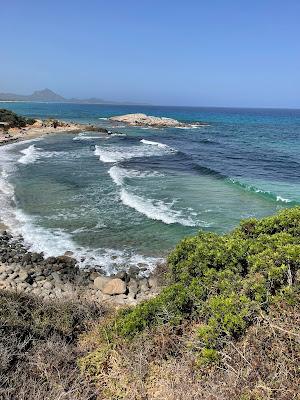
0, 290, 106, 399
79, 207, 300, 398
0, 207, 300, 399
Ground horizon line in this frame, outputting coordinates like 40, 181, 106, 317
0, 100, 299, 111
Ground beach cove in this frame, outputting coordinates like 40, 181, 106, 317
0, 103, 300, 301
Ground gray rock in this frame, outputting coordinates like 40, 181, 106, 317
90, 271, 101, 281
64, 251, 74, 257
6, 272, 18, 282
128, 279, 139, 297
148, 276, 159, 292
114, 270, 129, 281
18, 271, 29, 282
128, 265, 139, 278
139, 278, 150, 292
43, 281, 53, 290
35, 275, 46, 281
51, 272, 62, 283
0, 273, 8, 281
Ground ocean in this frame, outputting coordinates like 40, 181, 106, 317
0, 102, 299, 273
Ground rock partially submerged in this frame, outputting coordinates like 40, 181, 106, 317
109, 113, 207, 128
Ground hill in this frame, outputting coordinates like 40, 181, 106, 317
0, 88, 148, 105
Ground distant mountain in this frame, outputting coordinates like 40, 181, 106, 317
0, 88, 148, 105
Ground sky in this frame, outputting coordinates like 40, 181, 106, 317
1, 0, 300, 108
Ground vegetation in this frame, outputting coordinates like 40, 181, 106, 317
79, 207, 300, 398
0, 109, 35, 128
0, 291, 106, 399
0, 207, 299, 399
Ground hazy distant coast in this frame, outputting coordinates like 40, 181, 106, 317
0, 88, 149, 105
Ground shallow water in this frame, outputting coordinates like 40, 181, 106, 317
0, 103, 299, 273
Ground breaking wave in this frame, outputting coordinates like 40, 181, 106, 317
94, 140, 176, 163
18, 145, 41, 164
228, 178, 296, 204
120, 188, 205, 227
108, 165, 162, 186
140, 139, 172, 149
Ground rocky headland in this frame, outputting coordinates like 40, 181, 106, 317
0, 114, 111, 146
109, 113, 207, 128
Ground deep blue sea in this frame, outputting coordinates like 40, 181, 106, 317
0, 102, 299, 273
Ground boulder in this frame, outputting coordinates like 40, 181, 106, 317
128, 279, 139, 297
94, 276, 111, 291
43, 281, 53, 290
114, 270, 129, 281
102, 278, 127, 295
18, 271, 29, 282
139, 278, 150, 293
148, 276, 159, 292
56, 255, 76, 266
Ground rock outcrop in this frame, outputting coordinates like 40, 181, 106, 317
109, 113, 207, 128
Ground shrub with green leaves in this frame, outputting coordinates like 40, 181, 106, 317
81, 207, 300, 372
0, 109, 35, 128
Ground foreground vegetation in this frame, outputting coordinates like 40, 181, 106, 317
0, 207, 299, 399
80, 207, 300, 398
0, 291, 106, 399
0, 109, 35, 128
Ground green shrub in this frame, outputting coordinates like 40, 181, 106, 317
83, 207, 300, 371
0, 109, 36, 128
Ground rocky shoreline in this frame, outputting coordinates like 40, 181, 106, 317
0, 118, 112, 146
0, 231, 161, 306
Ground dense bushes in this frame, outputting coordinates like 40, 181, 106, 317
0, 109, 35, 128
81, 207, 300, 375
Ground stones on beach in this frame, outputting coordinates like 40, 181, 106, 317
0, 232, 161, 306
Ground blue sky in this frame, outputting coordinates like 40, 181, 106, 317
1, 0, 300, 107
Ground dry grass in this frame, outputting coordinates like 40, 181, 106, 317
80, 297, 300, 400
1, 289, 299, 399
0, 289, 107, 400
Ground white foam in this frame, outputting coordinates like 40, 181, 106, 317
0, 162, 160, 273
108, 165, 162, 186
18, 144, 41, 164
109, 132, 127, 137
94, 141, 175, 163
140, 139, 171, 148
120, 188, 199, 226
73, 135, 104, 141
276, 195, 291, 203
9, 208, 160, 272
99, 117, 108, 120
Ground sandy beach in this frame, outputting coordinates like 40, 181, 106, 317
0, 119, 108, 146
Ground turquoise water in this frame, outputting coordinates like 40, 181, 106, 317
0, 102, 299, 272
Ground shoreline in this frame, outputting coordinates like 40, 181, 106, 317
0, 119, 110, 147
0, 231, 162, 306
0, 120, 163, 304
